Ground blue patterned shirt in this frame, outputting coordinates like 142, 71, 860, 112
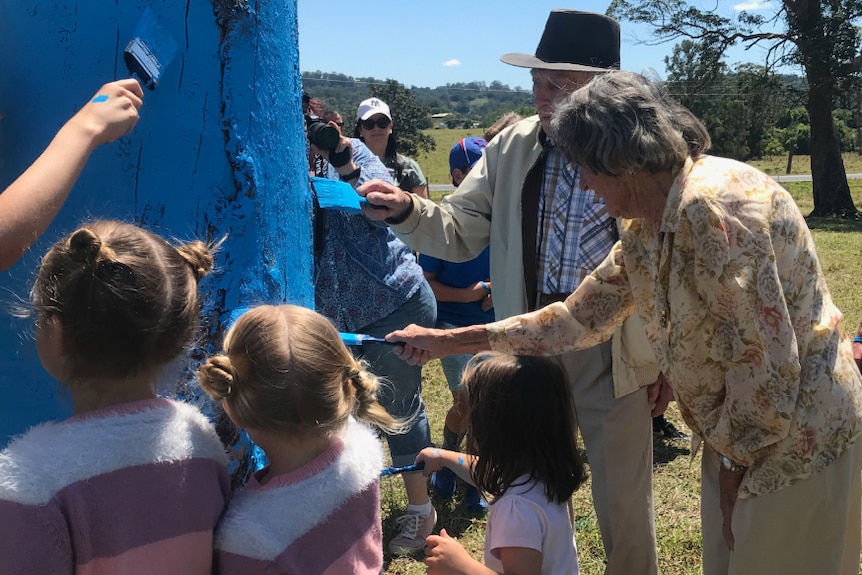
314, 139, 425, 332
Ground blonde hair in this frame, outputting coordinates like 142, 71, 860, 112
197, 305, 401, 436
31, 220, 214, 380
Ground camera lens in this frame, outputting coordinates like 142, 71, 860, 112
306, 116, 340, 151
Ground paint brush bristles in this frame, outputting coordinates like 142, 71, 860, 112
124, 7, 178, 90
311, 177, 368, 214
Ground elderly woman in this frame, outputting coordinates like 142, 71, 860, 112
379, 72, 862, 575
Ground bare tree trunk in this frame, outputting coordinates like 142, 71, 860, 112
791, 0, 858, 217
807, 85, 856, 217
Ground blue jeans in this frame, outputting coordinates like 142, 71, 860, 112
356, 281, 436, 466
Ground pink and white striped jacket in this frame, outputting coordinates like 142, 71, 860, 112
0, 397, 230, 575
215, 418, 384, 575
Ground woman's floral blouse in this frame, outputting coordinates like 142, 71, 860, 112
489, 155, 862, 498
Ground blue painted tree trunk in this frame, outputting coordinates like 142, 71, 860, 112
0, 1, 312, 447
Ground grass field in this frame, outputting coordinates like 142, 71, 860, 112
382, 136, 862, 574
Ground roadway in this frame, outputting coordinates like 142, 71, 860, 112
428, 173, 862, 193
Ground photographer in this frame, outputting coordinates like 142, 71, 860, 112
304, 92, 439, 556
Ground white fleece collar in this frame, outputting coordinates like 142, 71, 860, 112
216, 418, 384, 560
0, 399, 228, 505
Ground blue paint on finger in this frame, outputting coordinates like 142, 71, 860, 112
91, 94, 109, 103
458, 456, 465, 466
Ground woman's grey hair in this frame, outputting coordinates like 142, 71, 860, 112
550, 71, 711, 176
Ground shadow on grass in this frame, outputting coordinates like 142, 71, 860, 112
805, 216, 862, 233
653, 436, 691, 466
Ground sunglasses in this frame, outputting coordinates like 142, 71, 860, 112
361, 116, 391, 130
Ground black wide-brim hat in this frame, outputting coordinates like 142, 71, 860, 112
500, 9, 621, 72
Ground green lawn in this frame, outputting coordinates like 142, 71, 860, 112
382, 144, 862, 574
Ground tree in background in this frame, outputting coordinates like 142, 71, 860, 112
368, 80, 436, 157
714, 65, 793, 160
664, 40, 726, 119
608, 0, 862, 217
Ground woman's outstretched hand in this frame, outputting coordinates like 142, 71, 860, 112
386, 324, 446, 366
386, 323, 493, 366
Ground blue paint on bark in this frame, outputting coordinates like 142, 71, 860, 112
0, 0, 312, 447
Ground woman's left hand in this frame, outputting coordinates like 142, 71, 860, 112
310, 135, 353, 166
719, 466, 745, 550
647, 372, 675, 417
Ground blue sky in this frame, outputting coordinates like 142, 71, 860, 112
297, 0, 789, 90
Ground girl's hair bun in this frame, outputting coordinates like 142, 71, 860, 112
197, 355, 236, 400
68, 228, 111, 264
176, 240, 214, 281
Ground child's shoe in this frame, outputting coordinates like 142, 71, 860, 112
388, 506, 437, 556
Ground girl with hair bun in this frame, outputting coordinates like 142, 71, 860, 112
0, 220, 230, 574
198, 304, 403, 574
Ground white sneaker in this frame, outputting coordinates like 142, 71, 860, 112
387, 506, 437, 556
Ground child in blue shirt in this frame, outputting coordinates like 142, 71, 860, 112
418, 137, 494, 511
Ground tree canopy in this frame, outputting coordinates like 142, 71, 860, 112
608, 0, 862, 217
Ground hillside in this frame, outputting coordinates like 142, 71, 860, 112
302, 71, 534, 128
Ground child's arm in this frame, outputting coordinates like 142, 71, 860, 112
423, 271, 491, 304
0, 79, 143, 270
416, 447, 477, 486
425, 529, 542, 575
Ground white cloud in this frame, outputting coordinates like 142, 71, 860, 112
733, 0, 772, 10
443, 59, 461, 67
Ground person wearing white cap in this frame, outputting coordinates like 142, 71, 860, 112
358, 10, 661, 575
354, 97, 428, 199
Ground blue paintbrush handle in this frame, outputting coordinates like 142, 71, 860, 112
380, 462, 425, 477
340, 332, 399, 346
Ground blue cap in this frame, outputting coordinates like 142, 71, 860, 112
449, 137, 487, 173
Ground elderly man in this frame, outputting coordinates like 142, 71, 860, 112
359, 10, 660, 575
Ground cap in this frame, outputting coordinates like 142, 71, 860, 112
449, 137, 488, 173
357, 98, 392, 121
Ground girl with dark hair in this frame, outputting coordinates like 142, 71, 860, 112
419, 353, 586, 575
353, 97, 428, 198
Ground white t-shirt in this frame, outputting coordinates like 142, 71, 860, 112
484, 476, 579, 574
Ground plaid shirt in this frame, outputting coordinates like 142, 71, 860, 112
536, 143, 618, 295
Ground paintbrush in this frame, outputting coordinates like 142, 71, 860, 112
312, 177, 386, 214
124, 7, 178, 90
339, 332, 400, 346
380, 462, 425, 477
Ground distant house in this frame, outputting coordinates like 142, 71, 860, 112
432, 112, 452, 129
